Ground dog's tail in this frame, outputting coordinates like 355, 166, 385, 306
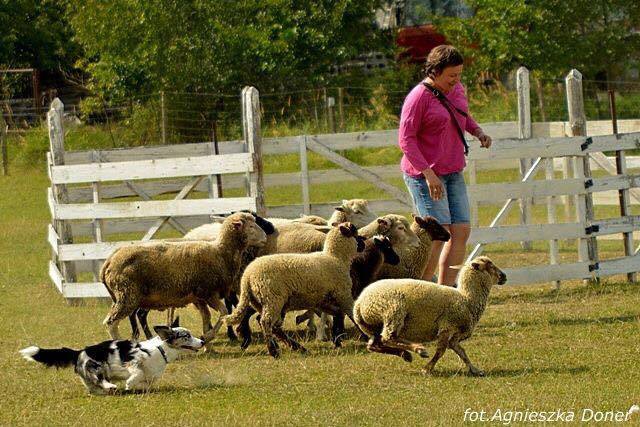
19, 346, 80, 368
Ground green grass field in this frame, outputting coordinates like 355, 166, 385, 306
1, 137, 640, 425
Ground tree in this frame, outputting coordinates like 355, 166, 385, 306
68, 0, 386, 100
433, 0, 640, 81
0, 0, 82, 96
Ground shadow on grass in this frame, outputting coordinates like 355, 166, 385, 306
109, 381, 239, 396
195, 329, 370, 360
423, 365, 590, 378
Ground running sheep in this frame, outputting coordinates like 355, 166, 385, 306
295, 235, 401, 346
100, 212, 267, 341
224, 223, 364, 358
353, 256, 506, 376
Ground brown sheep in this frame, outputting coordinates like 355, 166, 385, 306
377, 215, 451, 280
101, 212, 267, 341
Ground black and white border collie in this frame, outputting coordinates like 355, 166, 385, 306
19, 318, 203, 395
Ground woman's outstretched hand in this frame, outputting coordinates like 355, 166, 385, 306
474, 129, 492, 148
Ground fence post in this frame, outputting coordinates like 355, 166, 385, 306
160, 91, 167, 144
338, 87, 345, 131
90, 150, 104, 282
327, 96, 336, 133
299, 135, 311, 215
242, 86, 266, 216
566, 69, 598, 280
516, 66, 533, 250
545, 157, 560, 288
609, 90, 636, 282
468, 160, 478, 228
1, 114, 7, 175
48, 98, 77, 290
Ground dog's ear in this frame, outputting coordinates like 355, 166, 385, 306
154, 325, 173, 340
171, 316, 180, 328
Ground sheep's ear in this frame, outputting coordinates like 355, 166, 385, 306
450, 264, 464, 271
154, 325, 173, 340
330, 222, 340, 227
313, 225, 332, 234
471, 262, 482, 271
339, 224, 352, 237
232, 220, 243, 230
170, 316, 180, 328
334, 206, 345, 212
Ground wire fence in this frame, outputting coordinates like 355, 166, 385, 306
2, 78, 640, 147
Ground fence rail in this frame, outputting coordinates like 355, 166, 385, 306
46, 88, 265, 300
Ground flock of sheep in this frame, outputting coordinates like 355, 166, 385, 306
100, 199, 507, 376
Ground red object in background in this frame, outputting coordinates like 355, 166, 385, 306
396, 25, 447, 63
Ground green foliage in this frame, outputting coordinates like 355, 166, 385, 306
67, 0, 386, 101
0, 0, 83, 96
435, 0, 640, 80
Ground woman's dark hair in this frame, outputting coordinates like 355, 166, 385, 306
424, 45, 464, 78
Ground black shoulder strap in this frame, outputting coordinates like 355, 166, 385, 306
422, 82, 469, 156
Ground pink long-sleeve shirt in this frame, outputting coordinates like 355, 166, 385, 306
399, 82, 480, 177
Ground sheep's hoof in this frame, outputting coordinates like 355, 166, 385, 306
226, 326, 238, 342
469, 368, 485, 377
416, 348, 429, 358
240, 338, 251, 350
400, 351, 413, 363
267, 339, 280, 358
421, 367, 434, 376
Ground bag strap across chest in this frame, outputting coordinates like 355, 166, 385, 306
422, 81, 469, 156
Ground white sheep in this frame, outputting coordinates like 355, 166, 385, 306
294, 199, 377, 228
223, 223, 364, 358
353, 256, 506, 376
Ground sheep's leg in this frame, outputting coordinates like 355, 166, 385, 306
333, 292, 368, 342
201, 299, 228, 344
136, 309, 154, 339
381, 336, 429, 359
449, 339, 484, 377
208, 298, 228, 336
259, 309, 280, 358
273, 325, 308, 354
331, 313, 346, 348
104, 297, 139, 340
237, 306, 256, 350
224, 293, 239, 342
194, 301, 212, 333
422, 330, 452, 375
295, 310, 313, 325
129, 312, 141, 340
166, 308, 175, 326
367, 335, 413, 362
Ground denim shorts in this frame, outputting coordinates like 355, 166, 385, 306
403, 171, 470, 225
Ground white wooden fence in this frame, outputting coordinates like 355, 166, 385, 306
47, 72, 640, 299
47, 87, 265, 299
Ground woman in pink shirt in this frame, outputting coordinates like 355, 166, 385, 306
399, 45, 492, 286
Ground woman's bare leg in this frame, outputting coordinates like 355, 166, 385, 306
438, 223, 470, 286
422, 238, 446, 281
